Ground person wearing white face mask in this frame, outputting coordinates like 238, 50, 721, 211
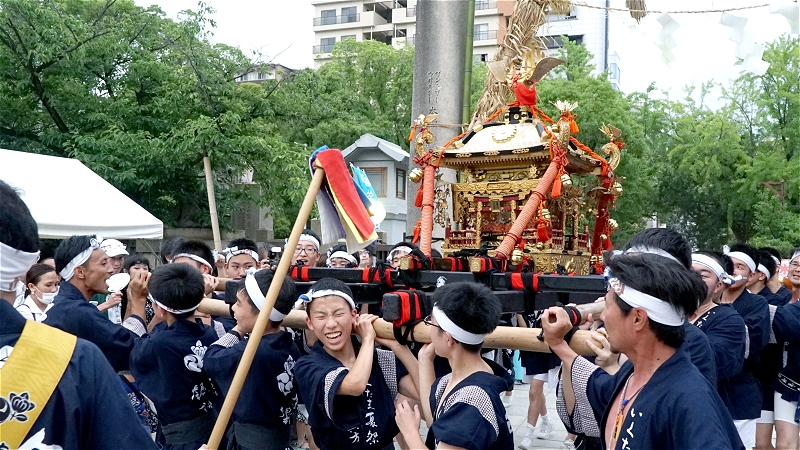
16, 263, 59, 322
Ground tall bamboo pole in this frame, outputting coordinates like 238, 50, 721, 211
205, 168, 326, 449
203, 156, 222, 252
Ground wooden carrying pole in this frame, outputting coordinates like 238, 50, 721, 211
205, 168, 326, 449
198, 299, 604, 357
203, 156, 223, 252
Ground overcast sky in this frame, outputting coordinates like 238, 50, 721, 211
133, 0, 795, 99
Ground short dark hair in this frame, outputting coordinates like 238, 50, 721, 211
227, 238, 258, 252
760, 247, 783, 262
124, 254, 151, 273
607, 253, 704, 348
624, 228, 692, 269
24, 263, 57, 297
172, 240, 214, 268
727, 243, 760, 274
758, 249, 777, 279
432, 282, 501, 354
0, 180, 38, 252
237, 269, 297, 323
160, 237, 186, 265
54, 235, 96, 275
305, 277, 354, 313
148, 263, 205, 319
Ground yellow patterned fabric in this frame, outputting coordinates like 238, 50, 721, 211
0, 321, 76, 448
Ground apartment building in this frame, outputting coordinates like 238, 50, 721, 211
311, 0, 621, 89
235, 63, 297, 84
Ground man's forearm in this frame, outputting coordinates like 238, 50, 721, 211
551, 340, 579, 415
419, 358, 435, 426
125, 295, 146, 322
393, 345, 420, 399
338, 337, 375, 396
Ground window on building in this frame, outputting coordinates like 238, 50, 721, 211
319, 37, 335, 53
363, 168, 387, 198
341, 35, 356, 41
321, 9, 336, 25
341, 6, 357, 23
540, 34, 583, 49
396, 169, 406, 199
475, 54, 488, 63
609, 63, 619, 80
474, 23, 488, 41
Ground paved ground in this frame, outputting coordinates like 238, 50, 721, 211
398, 379, 569, 449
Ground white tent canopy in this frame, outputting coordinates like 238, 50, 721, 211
0, 149, 163, 239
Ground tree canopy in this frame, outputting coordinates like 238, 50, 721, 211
0, 0, 309, 233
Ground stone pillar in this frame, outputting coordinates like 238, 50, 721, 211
407, 0, 468, 248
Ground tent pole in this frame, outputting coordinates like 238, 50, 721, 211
203, 156, 222, 252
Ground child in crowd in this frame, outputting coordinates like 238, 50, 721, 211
396, 282, 515, 450
204, 269, 301, 450
294, 278, 419, 450
129, 263, 221, 450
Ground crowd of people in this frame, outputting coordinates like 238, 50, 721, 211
4, 175, 800, 450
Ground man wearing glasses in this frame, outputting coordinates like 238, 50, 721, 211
291, 229, 322, 267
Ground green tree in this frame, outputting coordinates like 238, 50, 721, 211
0, 0, 309, 233
268, 40, 415, 152
533, 39, 652, 244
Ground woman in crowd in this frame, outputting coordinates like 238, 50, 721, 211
16, 263, 59, 322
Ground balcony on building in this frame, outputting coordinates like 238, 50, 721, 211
392, 3, 416, 24
473, 29, 497, 42
313, 13, 360, 27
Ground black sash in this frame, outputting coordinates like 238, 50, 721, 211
161, 409, 217, 445
229, 421, 291, 450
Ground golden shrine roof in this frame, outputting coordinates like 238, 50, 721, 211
439, 119, 604, 175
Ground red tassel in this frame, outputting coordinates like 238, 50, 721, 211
570, 120, 579, 134
412, 221, 421, 244
537, 221, 552, 242
552, 177, 562, 198
414, 183, 424, 207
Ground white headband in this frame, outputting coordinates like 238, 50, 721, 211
60, 237, 103, 281
288, 234, 320, 252
244, 273, 287, 321
387, 246, 413, 263
791, 251, 800, 264
723, 246, 756, 273
625, 245, 681, 264
327, 251, 357, 267
299, 288, 356, 310
692, 254, 725, 281
0, 242, 40, 292
757, 264, 771, 279
172, 253, 213, 269
608, 277, 685, 326
432, 306, 486, 345
225, 248, 260, 264
149, 294, 200, 315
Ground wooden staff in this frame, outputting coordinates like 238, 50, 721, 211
203, 156, 222, 252
198, 298, 604, 356
205, 168, 326, 449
